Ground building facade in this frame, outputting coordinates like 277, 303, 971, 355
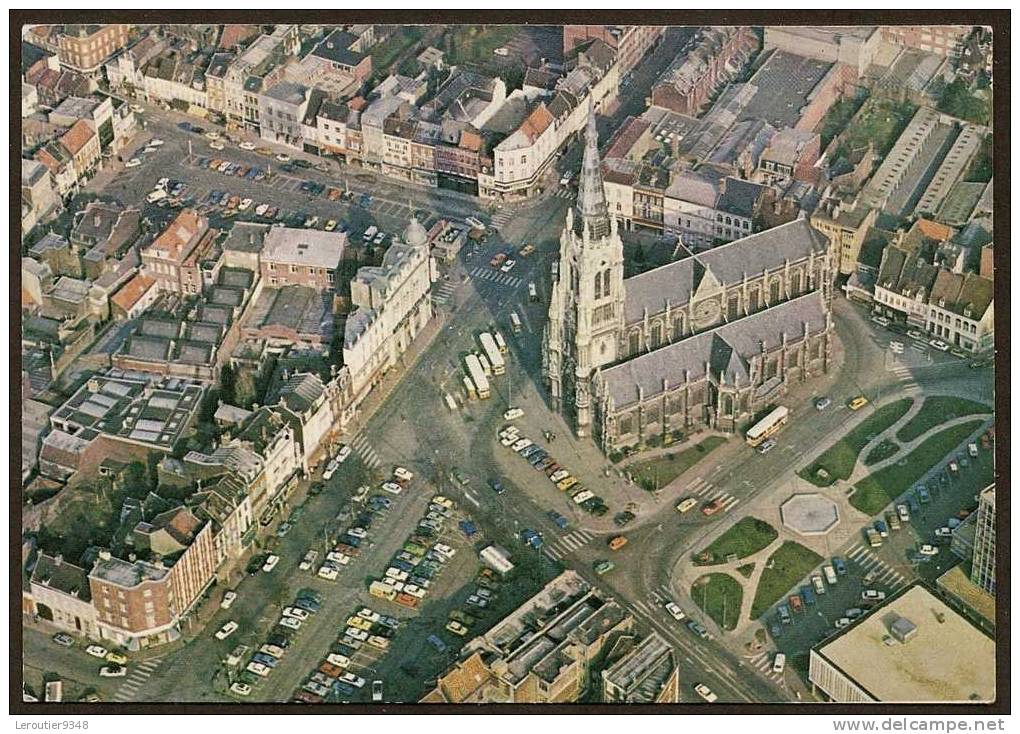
970, 485, 995, 594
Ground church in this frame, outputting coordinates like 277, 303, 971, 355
543, 110, 836, 452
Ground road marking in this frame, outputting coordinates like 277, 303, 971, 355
543, 547, 562, 561
721, 496, 741, 511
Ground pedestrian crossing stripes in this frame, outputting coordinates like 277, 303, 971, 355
350, 433, 382, 471
490, 211, 514, 229
469, 266, 523, 289
112, 657, 163, 702
544, 528, 595, 560
845, 544, 907, 587
432, 282, 457, 305
684, 477, 741, 511
748, 651, 784, 682
553, 188, 576, 200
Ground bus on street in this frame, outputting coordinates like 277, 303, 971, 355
745, 406, 789, 447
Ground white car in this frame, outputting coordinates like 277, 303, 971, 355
238, 198, 253, 211
326, 551, 351, 566
275, 153, 290, 162
394, 466, 414, 482
339, 672, 366, 688
239, 141, 256, 151
337, 444, 352, 463
220, 591, 238, 609
500, 259, 516, 273
503, 407, 524, 420
512, 438, 532, 451
205, 131, 221, 140
282, 607, 310, 621
694, 683, 717, 703
861, 589, 887, 603
86, 645, 108, 659
432, 496, 454, 510
124, 158, 142, 168
934, 527, 953, 538
344, 628, 370, 642
403, 585, 426, 599
246, 661, 271, 677
230, 681, 252, 696
835, 617, 851, 629
326, 653, 351, 669
928, 338, 950, 352
381, 481, 403, 495
323, 457, 340, 481
215, 621, 239, 640
209, 140, 225, 151
385, 567, 409, 582
100, 665, 128, 678
279, 615, 302, 631
373, 231, 386, 245
919, 544, 940, 556
772, 653, 786, 674
149, 138, 165, 147
262, 554, 280, 572
665, 602, 687, 621
433, 543, 456, 559
317, 565, 339, 581
347, 527, 368, 539
156, 177, 170, 189
500, 434, 518, 447
299, 550, 319, 571
357, 608, 381, 623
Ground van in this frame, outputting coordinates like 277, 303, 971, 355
363, 225, 378, 241
146, 189, 168, 203
528, 282, 538, 302
968, 442, 979, 458
823, 565, 837, 586
811, 575, 825, 595
772, 653, 786, 675
509, 311, 522, 333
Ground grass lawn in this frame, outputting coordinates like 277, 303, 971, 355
895, 396, 992, 443
372, 27, 425, 72
692, 573, 744, 631
628, 436, 728, 491
799, 399, 913, 486
694, 517, 778, 565
850, 419, 987, 515
864, 439, 900, 466
446, 25, 517, 65
737, 563, 755, 579
838, 97, 917, 158
750, 541, 823, 620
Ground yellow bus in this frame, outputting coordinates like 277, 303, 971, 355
746, 406, 789, 447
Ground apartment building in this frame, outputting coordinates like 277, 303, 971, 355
970, 485, 995, 594
563, 25, 663, 77
601, 632, 680, 703
881, 25, 971, 58
57, 23, 131, 75
260, 226, 346, 290
926, 270, 994, 353
140, 209, 213, 294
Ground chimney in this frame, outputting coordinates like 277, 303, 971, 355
54, 554, 63, 566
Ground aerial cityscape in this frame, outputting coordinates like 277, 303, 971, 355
18, 20, 998, 709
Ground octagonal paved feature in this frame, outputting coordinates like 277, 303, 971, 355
781, 493, 840, 536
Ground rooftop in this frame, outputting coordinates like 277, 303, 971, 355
740, 50, 833, 129
814, 584, 994, 702
262, 226, 346, 270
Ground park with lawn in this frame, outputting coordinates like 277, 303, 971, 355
800, 398, 913, 486
692, 573, 744, 631
895, 396, 992, 442
850, 419, 988, 515
693, 517, 778, 565
626, 436, 728, 492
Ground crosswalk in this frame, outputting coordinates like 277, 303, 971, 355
111, 656, 163, 702
552, 188, 576, 200
685, 477, 740, 513
490, 210, 514, 230
469, 266, 523, 289
890, 365, 921, 393
432, 281, 457, 306
543, 528, 596, 560
746, 650, 784, 683
350, 433, 382, 471
845, 543, 908, 588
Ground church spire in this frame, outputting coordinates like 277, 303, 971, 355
574, 99, 610, 240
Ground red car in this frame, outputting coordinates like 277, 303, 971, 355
788, 595, 804, 614
292, 691, 324, 704
701, 498, 724, 516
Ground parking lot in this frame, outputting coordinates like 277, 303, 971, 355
765, 426, 994, 672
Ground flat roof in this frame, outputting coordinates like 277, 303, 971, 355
814, 584, 994, 703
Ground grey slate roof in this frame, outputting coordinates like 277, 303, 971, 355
602, 291, 829, 409
622, 219, 829, 324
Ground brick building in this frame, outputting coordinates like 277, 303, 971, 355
260, 226, 346, 290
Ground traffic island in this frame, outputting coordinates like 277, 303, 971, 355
691, 573, 744, 632
692, 517, 778, 565
749, 541, 824, 619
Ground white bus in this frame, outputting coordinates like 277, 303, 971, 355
493, 331, 507, 353
745, 406, 789, 447
465, 354, 491, 399
479, 333, 506, 375
462, 376, 477, 401
509, 311, 522, 334
478, 353, 492, 376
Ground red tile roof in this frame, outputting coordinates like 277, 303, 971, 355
60, 119, 96, 156
111, 273, 156, 313
520, 104, 554, 143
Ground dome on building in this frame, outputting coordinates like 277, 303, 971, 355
403, 214, 428, 249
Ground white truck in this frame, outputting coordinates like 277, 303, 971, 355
823, 565, 837, 586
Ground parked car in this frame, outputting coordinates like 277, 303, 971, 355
594, 559, 615, 575
665, 602, 686, 621
262, 554, 280, 572
814, 396, 832, 410
675, 497, 698, 513
215, 621, 239, 640
694, 683, 717, 703
100, 665, 127, 678
848, 396, 869, 410
230, 681, 252, 696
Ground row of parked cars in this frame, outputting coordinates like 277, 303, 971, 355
292, 604, 394, 703
222, 588, 325, 697
369, 494, 458, 611
498, 424, 610, 517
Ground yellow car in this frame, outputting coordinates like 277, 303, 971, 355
346, 616, 373, 631
848, 396, 869, 411
366, 635, 390, 651
105, 651, 128, 666
675, 497, 698, 513
445, 620, 469, 637
557, 476, 578, 492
